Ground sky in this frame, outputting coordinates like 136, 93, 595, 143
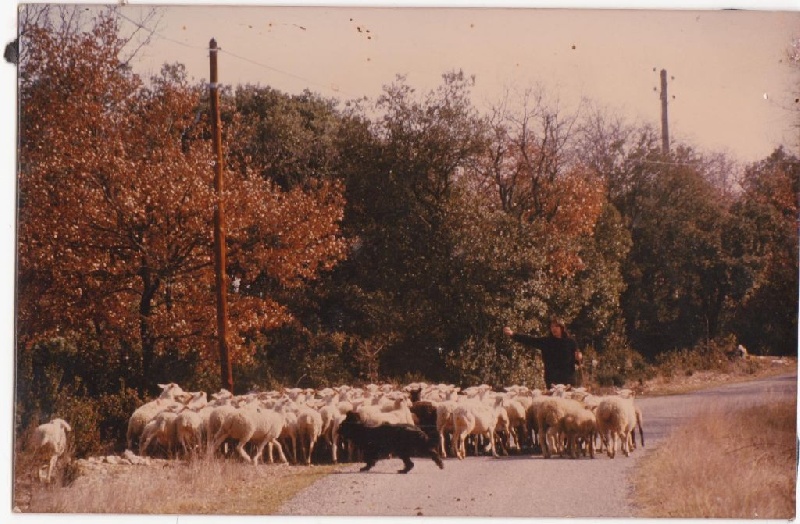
1, 2, 799, 524
114, 3, 800, 165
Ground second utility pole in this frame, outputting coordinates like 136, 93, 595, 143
660, 69, 670, 155
209, 38, 234, 394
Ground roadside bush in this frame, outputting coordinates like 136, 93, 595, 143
95, 385, 144, 452
445, 337, 546, 390
46, 382, 144, 457
590, 341, 651, 388
656, 335, 739, 379
51, 382, 103, 457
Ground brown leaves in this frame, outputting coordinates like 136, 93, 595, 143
17, 11, 347, 376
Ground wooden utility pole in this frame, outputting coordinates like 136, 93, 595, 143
660, 68, 670, 155
209, 38, 233, 393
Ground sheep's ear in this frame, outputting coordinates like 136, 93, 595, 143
62, 420, 72, 432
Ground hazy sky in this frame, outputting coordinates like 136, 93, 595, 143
115, 4, 800, 164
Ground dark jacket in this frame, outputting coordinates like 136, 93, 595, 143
510, 333, 579, 386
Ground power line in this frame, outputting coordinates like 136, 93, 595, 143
116, 9, 355, 98
219, 48, 357, 98
115, 9, 207, 51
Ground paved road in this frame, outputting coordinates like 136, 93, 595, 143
278, 374, 797, 518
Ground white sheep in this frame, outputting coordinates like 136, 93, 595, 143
318, 391, 346, 463
356, 393, 414, 426
209, 401, 288, 465
524, 394, 550, 452
278, 408, 300, 464
126, 383, 189, 450
595, 395, 637, 458
171, 391, 210, 455
30, 418, 72, 483
558, 406, 597, 458
501, 395, 528, 450
139, 407, 182, 457
451, 395, 507, 460
535, 397, 586, 458
295, 405, 323, 465
425, 387, 461, 458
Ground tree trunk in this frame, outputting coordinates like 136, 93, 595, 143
138, 262, 160, 395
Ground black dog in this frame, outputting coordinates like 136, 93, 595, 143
338, 411, 445, 474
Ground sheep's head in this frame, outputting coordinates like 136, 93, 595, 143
211, 388, 232, 401
52, 418, 72, 433
157, 383, 185, 400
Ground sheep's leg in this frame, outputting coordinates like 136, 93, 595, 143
235, 440, 253, 463
331, 429, 339, 464
306, 435, 318, 465
539, 427, 549, 458
46, 455, 58, 483
194, 429, 203, 455
179, 433, 189, 456
290, 435, 298, 465
559, 432, 568, 458
271, 439, 288, 463
549, 428, 560, 458
489, 429, 499, 458
544, 428, 555, 459
264, 441, 274, 464
599, 430, 606, 454
235, 431, 254, 463
298, 432, 308, 465
438, 431, 447, 458
456, 432, 466, 460
608, 432, 617, 459
140, 435, 153, 457
253, 440, 269, 466
208, 430, 227, 457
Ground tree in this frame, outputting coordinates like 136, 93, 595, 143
615, 147, 741, 358
17, 8, 346, 394
731, 148, 799, 355
441, 88, 614, 385
325, 71, 491, 380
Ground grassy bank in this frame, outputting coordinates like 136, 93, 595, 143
21, 457, 336, 514
634, 398, 797, 518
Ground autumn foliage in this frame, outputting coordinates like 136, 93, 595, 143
17, 10, 346, 394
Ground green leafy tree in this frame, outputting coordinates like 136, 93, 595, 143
731, 148, 799, 355
328, 72, 490, 380
617, 148, 740, 358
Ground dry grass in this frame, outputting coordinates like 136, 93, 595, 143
635, 357, 797, 397
634, 398, 797, 518
20, 456, 337, 514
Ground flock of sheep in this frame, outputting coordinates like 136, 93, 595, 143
31, 380, 645, 481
